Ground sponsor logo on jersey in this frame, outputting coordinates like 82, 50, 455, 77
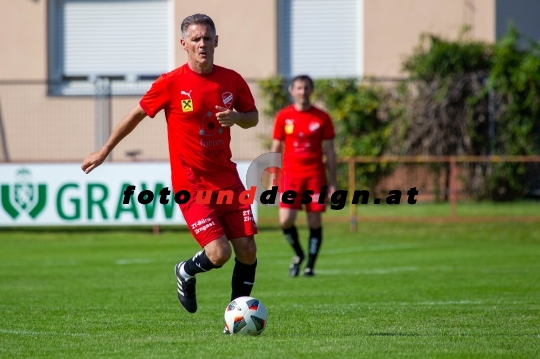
182, 99, 193, 112
285, 119, 294, 134
199, 111, 222, 136
180, 90, 193, 98
181, 90, 193, 112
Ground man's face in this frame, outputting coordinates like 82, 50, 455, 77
180, 24, 218, 66
289, 80, 313, 106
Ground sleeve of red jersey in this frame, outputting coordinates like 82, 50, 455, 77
322, 112, 336, 140
139, 75, 169, 118
272, 111, 285, 140
233, 74, 257, 113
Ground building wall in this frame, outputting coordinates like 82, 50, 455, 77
0, 0, 276, 162
3, 0, 539, 163
0, 0, 48, 80
6, 0, 540, 82
0, 0, 277, 80
363, 0, 495, 78
174, 0, 277, 79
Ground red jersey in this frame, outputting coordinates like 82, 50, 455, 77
273, 105, 335, 175
140, 64, 257, 191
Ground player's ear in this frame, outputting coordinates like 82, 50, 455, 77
180, 37, 187, 51
214, 34, 219, 48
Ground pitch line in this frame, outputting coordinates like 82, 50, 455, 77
316, 266, 419, 275
0, 328, 106, 337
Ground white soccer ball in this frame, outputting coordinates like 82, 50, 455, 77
224, 296, 267, 336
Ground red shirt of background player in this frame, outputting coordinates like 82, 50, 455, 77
139, 64, 257, 192
273, 105, 335, 176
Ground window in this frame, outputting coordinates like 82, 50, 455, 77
278, 0, 363, 79
48, 0, 174, 95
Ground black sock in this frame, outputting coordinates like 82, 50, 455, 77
183, 250, 219, 276
231, 258, 257, 301
306, 227, 322, 270
283, 225, 304, 258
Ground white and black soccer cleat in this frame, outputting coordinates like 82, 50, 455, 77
303, 267, 315, 277
289, 255, 304, 277
175, 262, 197, 313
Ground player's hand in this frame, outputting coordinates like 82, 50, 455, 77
215, 106, 239, 127
81, 150, 107, 174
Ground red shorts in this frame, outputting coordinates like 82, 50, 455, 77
279, 171, 327, 212
179, 183, 258, 247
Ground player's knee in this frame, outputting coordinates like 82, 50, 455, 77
215, 246, 232, 266
206, 241, 232, 267
280, 217, 295, 229
308, 218, 321, 228
244, 239, 257, 262
236, 238, 257, 264
307, 213, 322, 228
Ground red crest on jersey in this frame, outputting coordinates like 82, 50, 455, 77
222, 92, 233, 109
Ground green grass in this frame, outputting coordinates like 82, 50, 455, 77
256, 200, 540, 220
1, 219, 539, 358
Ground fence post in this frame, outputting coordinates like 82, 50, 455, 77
94, 77, 112, 161
0, 99, 10, 162
348, 158, 357, 232
449, 157, 457, 219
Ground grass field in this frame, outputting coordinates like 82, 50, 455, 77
1, 203, 539, 358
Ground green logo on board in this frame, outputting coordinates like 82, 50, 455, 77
1, 168, 46, 219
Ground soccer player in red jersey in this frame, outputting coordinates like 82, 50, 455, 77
271, 75, 337, 277
81, 14, 259, 319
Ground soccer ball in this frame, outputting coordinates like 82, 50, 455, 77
224, 296, 267, 336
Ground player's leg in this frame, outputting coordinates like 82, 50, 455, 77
175, 235, 230, 314
175, 196, 229, 313
229, 235, 257, 301
180, 235, 231, 279
280, 173, 307, 277
304, 211, 323, 276
220, 234, 257, 335
302, 171, 327, 276
218, 188, 258, 301
279, 207, 305, 277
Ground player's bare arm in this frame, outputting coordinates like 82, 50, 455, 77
81, 104, 147, 174
270, 139, 283, 153
215, 106, 258, 129
324, 139, 337, 195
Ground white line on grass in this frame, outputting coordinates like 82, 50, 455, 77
414, 300, 483, 305
0, 329, 106, 337
1, 260, 78, 267
115, 258, 155, 265
316, 266, 419, 275
324, 243, 420, 255
257, 244, 422, 259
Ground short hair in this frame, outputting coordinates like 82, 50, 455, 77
181, 14, 216, 38
291, 75, 314, 89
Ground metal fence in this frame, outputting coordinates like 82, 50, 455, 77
0, 79, 272, 163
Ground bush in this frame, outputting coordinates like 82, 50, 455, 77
396, 26, 540, 200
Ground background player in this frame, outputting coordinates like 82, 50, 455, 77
271, 75, 337, 277
81, 14, 259, 321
